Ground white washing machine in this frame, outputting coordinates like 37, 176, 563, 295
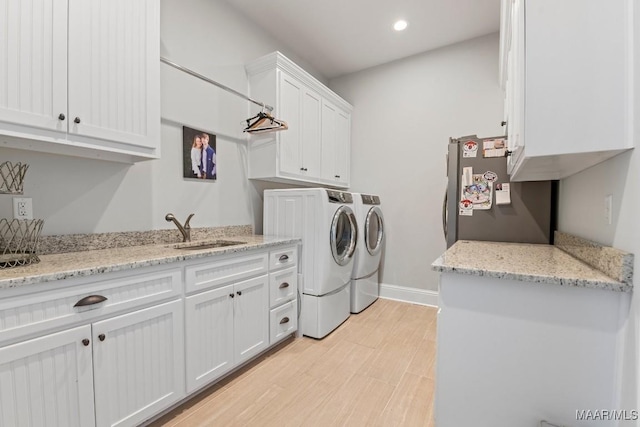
350, 193, 384, 313
264, 188, 358, 339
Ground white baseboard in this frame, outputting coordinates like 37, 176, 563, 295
380, 283, 439, 307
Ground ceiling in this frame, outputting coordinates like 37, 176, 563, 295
221, 0, 502, 79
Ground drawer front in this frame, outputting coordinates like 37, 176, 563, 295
269, 245, 298, 271
269, 266, 297, 308
270, 299, 297, 345
0, 267, 182, 346
185, 251, 269, 294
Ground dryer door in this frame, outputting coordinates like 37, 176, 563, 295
365, 206, 384, 256
330, 206, 358, 266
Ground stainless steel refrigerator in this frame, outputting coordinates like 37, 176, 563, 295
444, 135, 556, 248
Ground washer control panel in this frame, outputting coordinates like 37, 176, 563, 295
327, 190, 353, 204
361, 194, 381, 205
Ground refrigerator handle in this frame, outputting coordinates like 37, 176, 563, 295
442, 187, 448, 240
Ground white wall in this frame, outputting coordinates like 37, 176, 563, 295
556, 3, 640, 422
330, 33, 504, 292
0, 0, 323, 236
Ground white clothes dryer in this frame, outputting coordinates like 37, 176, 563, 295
350, 193, 384, 313
264, 188, 358, 338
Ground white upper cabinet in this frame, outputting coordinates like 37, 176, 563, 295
246, 51, 353, 189
500, 0, 634, 181
321, 99, 350, 187
0, 0, 160, 162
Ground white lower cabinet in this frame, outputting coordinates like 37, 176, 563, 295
0, 325, 96, 427
185, 274, 269, 393
0, 244, 298, 426
93, 300, 185, 427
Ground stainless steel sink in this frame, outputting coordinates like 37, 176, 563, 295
171, 240, 246, 250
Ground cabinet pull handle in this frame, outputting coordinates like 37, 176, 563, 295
229, 293, 235, 298
278, 254, 289, 262
504, 150, 513, 157
58, 113, 65, 121
74, 295, 107, 307
335, 175, 340, 178
98, 334, 106, 342
501, 121, 507, 127
237, 291, 242, 296
82, 339, 90, 346
279, 282, 289, 289
279, 317, 290, 324
74, 117, 81, 124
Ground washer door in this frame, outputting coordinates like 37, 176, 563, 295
365, 206, 384, 256
330, 206, 358, 266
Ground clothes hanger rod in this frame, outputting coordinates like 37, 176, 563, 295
160, 56, 274, 112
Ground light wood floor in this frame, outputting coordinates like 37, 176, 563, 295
150, 298, 437, 427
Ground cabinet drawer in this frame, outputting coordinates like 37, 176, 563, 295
185, 252, 269, 294
269, 267, 297, 308
0, 267, 182, 346
269, 245, 298, 271
270, 300, 297, 345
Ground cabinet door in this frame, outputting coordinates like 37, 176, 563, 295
92, 300, 184, 427
278, 71, 303, 175
0, 325, 95, 427
301, 87, 322, 178
334, 109, 351, 187
234, 275, 269, 365
185, 285, 235, 394
67, 0, 160, 149
320, 99, 337, 181
0, 0, 68, 132
321, 100, 350, 187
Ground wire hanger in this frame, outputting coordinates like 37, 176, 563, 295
243, 106, 288, 134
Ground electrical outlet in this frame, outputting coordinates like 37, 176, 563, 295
13, 197, 33, 220
604, 194, 613, 225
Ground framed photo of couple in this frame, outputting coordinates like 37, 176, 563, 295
182, 126, 217, 181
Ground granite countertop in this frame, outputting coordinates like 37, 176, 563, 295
0, 235, 300, 290
432, 240, 632, 292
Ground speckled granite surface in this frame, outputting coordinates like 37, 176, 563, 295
432, 240, 631, 292
554, 231, 633, 285
0, 235, 300, 290
38, 225, 253, 254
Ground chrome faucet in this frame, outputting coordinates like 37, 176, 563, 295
165, 213, 195, 242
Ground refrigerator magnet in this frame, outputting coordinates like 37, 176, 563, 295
495, 183, 512, 205
459, 199, 473, 216
462, 140, 478, 158
482, 138, 506, 158
482, 171, 498, 182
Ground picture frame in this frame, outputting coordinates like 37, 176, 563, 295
182, 126, 217, 181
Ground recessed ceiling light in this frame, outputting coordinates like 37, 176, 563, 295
394, 20, 408, 31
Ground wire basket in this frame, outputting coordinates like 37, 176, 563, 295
0, 161, 29, 194
0, 218, 44, 268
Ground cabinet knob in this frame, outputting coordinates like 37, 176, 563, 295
82, 339, 90, 346
58, 113, 65, 121
501, 121, 507, 127
98, 334, 106, 342
74, 117, 81, 124
229, 293, 235, 298
279, 317, 290, 325
279, 282, 290, 289
237, 291, 242, 296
